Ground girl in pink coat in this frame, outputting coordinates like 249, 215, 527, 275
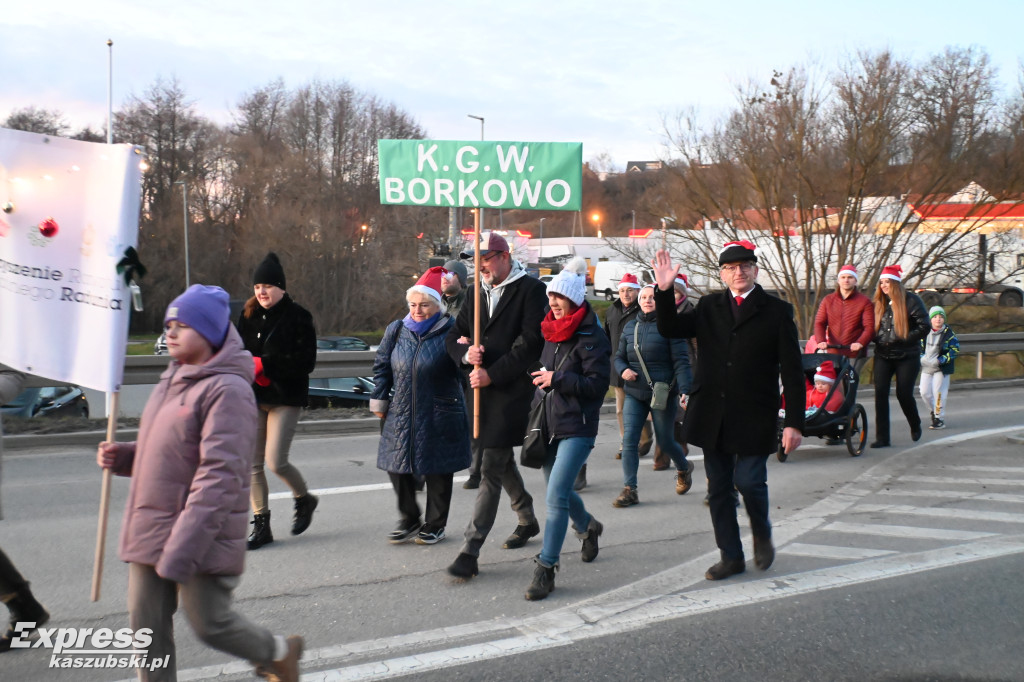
97, 285, 302, 682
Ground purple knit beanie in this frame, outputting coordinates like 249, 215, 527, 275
164, 284, 231, 349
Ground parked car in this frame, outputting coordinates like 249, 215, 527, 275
307, 377, 374, 409
154, 332, 168, 355
1, 385, 90, 419
316, 336, 370, 351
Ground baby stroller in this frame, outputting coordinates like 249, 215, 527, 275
776, 349, 868, 461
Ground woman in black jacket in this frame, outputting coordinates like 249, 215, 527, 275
236, 253, 318, 549
871, 264, 930, 448
524, 259, 610, 601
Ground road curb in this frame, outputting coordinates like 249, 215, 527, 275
4, 377, 1021, 451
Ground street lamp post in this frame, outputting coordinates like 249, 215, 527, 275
106, 40, 113, 144
591, 212, 602, 239
539, 217, 545, 260
174, 180, 190, 287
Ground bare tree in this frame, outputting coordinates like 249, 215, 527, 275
647, 47, 1024, 336
3, 106, 70, 136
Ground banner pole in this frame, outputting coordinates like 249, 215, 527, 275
472, 209, 481, 439
91, 391, 119, 601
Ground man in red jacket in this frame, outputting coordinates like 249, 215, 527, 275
813, 264, 874, 373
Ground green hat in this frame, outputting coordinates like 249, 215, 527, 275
929, 306, 946, 320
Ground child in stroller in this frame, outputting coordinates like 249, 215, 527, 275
777, 348, 868, 461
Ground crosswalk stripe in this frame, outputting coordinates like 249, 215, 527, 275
953, 466, 1024, 473
876, 489, 1024, 504
782, 542, 897, 560
855, 503, 1024, 524
899, 475, 1024, 487
822, 521, 995, 540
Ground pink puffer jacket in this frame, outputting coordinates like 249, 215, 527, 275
112, 327, 257, 583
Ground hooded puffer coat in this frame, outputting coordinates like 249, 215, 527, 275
111, 327, 257, 583
372, 315, 471, 475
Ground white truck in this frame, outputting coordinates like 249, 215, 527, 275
591, 261, 654, 300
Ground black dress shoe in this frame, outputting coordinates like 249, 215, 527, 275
447, 552, 479, 579
911, 426, 923, 442
503, 521, 541, 549
753, 536, 775, 570
705, 557, 746, 581
870, 440, 890, 449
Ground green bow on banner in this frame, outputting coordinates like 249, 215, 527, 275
116, 247, 147, 286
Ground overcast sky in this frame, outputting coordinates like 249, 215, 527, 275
3, 1, 1021, 169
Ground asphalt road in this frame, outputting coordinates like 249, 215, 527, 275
1, 384, 1023, 681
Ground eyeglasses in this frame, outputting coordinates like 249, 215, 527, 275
481, 251, 503, 263
720, 262, 755, 274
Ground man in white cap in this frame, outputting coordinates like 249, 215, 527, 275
652, 241, 804, 581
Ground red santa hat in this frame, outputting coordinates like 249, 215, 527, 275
837, 264, 858, 280
617, 273, 642, 290
674, 273, 691, 289
880, 264, 903, 282
718, 240, 758, 265
813, 361, 837, 384
409, 266, 449, 304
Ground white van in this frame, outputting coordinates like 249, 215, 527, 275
591, 261, 654, 300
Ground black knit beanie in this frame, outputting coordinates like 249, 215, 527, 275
253, 252, 286, 289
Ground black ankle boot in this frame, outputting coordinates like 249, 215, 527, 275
0, 586, 50, 653
525, 557, 557, 601
247, 512, 273, 550
292, 494, 318, 536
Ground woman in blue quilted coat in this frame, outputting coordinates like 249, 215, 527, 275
371, 266, 472, 545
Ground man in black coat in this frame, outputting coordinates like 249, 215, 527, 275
446, 232, 548, 579
653, 242, 804, 581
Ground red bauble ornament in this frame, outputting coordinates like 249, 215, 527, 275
39, 217, 59, 238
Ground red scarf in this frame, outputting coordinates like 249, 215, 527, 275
541, 303, 588, 343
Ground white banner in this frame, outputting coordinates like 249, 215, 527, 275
0, 128, 143, 392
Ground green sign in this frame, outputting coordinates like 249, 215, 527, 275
377, 140, 582, 211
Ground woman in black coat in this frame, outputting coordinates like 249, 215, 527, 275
871, 265, 930, 448
523, 259, 610, 601
371, 267, 471, 545
236, 253, 318, 549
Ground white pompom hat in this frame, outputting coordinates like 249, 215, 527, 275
547, 257, 589, 306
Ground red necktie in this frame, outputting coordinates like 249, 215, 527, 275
735, 296, 743, 306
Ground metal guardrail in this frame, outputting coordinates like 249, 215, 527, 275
22, 350, 378, 388
20, 334, 1024, 389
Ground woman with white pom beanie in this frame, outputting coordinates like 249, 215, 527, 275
524, 258, 611, 601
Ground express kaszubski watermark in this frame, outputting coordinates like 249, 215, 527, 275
9, 622, 169, 671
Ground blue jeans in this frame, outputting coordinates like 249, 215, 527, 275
539, 436, 595, 567
621, 393, 688, 488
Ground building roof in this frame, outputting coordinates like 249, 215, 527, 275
909, 202, 1024, 220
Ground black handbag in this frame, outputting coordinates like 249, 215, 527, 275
519, 349, 570, 469
519, 393, 549, 469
